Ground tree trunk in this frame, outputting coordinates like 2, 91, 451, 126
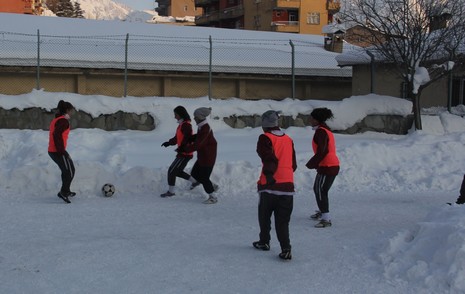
411, 93, 423, 130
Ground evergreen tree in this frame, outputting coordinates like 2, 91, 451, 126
55, 0, 74, 17
73, 2, 85, 18
45, 0, 60, 13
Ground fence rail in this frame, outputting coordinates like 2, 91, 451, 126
0, 30, 351, 99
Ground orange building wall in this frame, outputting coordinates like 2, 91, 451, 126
0, 0, 34, 14
300, 0, 328, 35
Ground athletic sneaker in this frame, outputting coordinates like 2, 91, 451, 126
310, 211, 322, 220
57, 192, 71, 203
202, 195, 218, 204
252, 241, 270, 251
279, 249, 292, 260
314, 220, 332, 228
160, 191, 175, 197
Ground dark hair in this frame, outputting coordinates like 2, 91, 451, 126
310, 107, 334, 123
57, 100, 74, 115
173, 106, 191, 121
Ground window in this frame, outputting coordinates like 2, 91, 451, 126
307, 12, 320, 25
184, 5, 188, 12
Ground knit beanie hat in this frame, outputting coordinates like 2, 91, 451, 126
261, 110, 280, 128
194, 107, 212, 120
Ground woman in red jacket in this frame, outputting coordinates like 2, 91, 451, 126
253, 110, 297, 260
48, 100, 75, 204
306, 108, 340, 228
160, 106, 196, 197
184, 107, 218, 204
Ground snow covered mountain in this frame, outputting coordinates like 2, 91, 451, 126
67, 0, 156, 22
74, 0, 131, 20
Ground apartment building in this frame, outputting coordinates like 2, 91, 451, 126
155, 0, 202, 18
0, 0, 43, 15
194, 0, 243, 28
194, 0, 340, 35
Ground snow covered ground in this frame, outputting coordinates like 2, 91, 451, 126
0, 91, 465, 293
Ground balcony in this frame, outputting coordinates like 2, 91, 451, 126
271, 21, 300, 33
195, 0, 219, 6
274, 0, 300, 9
220, 5, 244, 20
195, 11, 220, 25
327, 0, 341, 13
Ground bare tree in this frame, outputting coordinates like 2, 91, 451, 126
340, 0, 465, 129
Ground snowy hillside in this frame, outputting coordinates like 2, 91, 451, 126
74, 0, 132, 20
44, 0, 156, 21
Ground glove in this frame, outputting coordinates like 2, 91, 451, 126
265, 174, 276, 186
175, 145, 185, 153
161, 141, 170, 147
305, 160, 313, 169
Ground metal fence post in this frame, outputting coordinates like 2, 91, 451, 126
208, 35, 212, 101
289, 40, 295, 99
36, 29, 40, 90
124, 33, 129, 97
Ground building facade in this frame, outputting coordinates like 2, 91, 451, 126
0, 0, 42, 15
195, 0, 244, 28
155, 0, 202, 18
194, 0, 340, 35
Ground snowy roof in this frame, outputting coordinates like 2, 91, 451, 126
0, 13, 352, 77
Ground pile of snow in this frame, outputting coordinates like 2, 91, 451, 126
1, 91, 465, 293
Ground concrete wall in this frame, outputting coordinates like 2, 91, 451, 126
0, 107, 155, 131
352, 64, 450, 108
1, 107, 413, 135
0, 66, 352, 101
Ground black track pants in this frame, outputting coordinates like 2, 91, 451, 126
258, 192, 293, 250
190, 162, 214, 194
49, 152, 75, 194
167, 157, 191, 186
313, 173, 336, 214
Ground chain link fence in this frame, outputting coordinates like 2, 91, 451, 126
0, 30, 350, 99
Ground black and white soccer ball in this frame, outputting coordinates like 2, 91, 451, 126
102, 183, 116, 197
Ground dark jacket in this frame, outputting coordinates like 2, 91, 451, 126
256, 127, 297, 193
167, 120, 193, 159
306, 123, 340, 176
49, 114, 70, 154
185, 120, 217, 167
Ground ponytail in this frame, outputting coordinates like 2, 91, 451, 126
57, 100, 74, 115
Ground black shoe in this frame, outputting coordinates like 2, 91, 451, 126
279, 249, 292, 260
69, 192, 76, 197
57, 192, 71, 203
310, 211, 322, 220
160, 191, 175, 197
252, 241, 270, 251
314, 220, 332, 228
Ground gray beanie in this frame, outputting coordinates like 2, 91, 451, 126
261, 110, 280, 128
194, 107, 212, 120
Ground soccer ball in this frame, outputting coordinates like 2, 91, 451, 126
102, 183, 116, 197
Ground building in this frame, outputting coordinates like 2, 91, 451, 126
155, 0, 202, 18
195, 0, 243, 28
195, 0, 340, 35
0, 0, 42, 15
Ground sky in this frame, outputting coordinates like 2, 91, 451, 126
0, 90, 465, 293
115, 0, 156, 11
